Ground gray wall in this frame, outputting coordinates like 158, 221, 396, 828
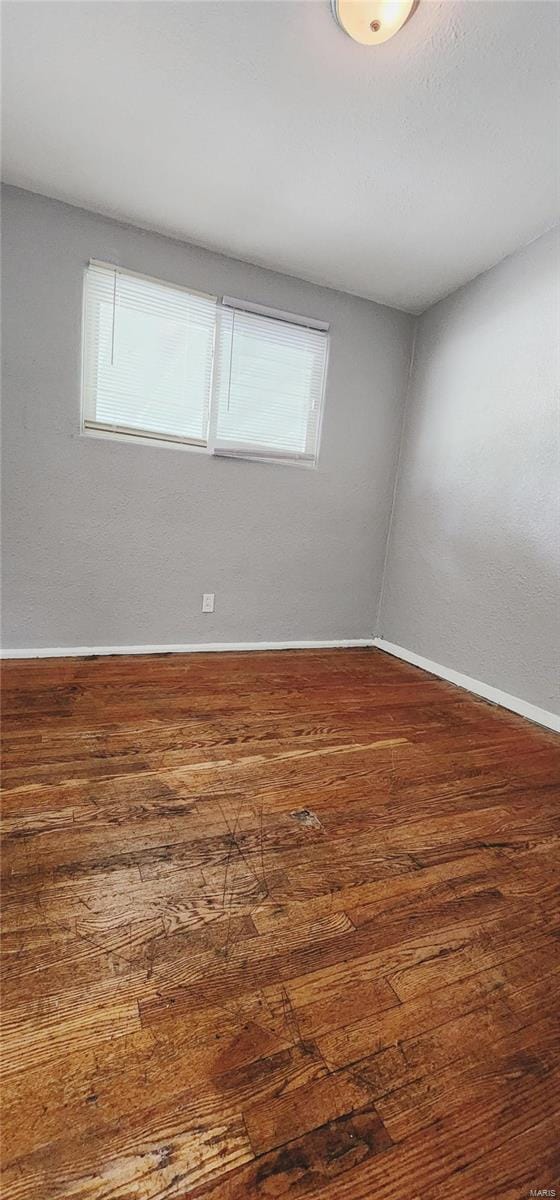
380, 227, 560, 714
1, 185, 414, 649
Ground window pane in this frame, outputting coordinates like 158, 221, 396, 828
214, 309, 328, 460
83, 265, 216, 442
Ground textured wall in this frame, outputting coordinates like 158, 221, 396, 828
380, 227, 560, 714
1, 186, 414, 649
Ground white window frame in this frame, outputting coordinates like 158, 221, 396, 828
81, 261, 330, 468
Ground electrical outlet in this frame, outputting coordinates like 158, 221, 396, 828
202, 593, 215, 613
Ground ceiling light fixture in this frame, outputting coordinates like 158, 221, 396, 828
331, 0, 416, 45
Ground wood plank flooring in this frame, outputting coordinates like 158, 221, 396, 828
1, 647, 559, 1199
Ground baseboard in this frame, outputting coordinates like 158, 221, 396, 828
1, 638, 375, 661
374, 638, 560, 733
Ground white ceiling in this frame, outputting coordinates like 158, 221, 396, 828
2, 0, 559, 312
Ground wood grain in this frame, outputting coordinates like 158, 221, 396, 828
1, 647, 559, 1199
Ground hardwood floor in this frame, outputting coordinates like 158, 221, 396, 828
1, 647, 559, 1199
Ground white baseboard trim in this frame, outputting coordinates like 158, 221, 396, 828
1, 638, 375, 661
374, 638, 560, 733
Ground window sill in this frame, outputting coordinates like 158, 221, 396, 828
80, 425, 318, 468
81, 424, 208, 455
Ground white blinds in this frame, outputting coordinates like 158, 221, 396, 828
211, 307, 328, 462
82, 262, 329, 464
82, 262, 217, 444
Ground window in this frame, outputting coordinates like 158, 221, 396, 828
82, 262, 217, 446
82, 262, 329, 465
211, 302, 328, 462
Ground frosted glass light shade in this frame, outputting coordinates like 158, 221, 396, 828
331, 0, 415, 45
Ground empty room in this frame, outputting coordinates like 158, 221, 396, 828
1, 1, 559, 1197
